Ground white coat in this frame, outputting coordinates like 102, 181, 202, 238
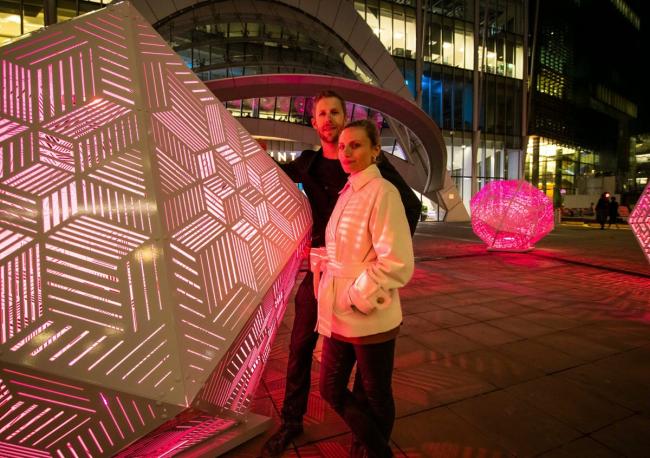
315, 164, 414, 338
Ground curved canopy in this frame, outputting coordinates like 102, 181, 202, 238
206, 74, 447, 192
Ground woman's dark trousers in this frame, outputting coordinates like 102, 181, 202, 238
320, 336, 396, 458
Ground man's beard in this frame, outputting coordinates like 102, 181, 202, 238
319, 128, 339, 144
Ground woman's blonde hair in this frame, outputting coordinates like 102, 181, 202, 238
343, 119, 380, 147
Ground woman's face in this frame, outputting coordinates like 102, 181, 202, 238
337, 126, 380, 175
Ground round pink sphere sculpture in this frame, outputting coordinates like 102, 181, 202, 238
629, 182, 650, 264
470, 180, 554, 252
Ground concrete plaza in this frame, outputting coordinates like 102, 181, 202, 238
223, 221, 650, 458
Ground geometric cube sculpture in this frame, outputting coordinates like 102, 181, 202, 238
0, 2, 310, 457
629, 182, 650, 264
470, 179, 554, 252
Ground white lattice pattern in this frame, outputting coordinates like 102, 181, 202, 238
629, 182, 650, 264
0, 2, 311, 456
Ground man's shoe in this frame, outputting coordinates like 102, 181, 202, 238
260, 424, 303, 457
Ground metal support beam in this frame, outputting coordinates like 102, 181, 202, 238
415, 0, 424, 107
44, 0, 58, 26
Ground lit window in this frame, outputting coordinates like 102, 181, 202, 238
0, 11, 21, 44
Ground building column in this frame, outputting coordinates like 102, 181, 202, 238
574, 151, 581, 193
415, 0, 424, 107
616, 118, 630, 194
521, 0, 530, 179
44, 0, 58, 26
507, 149, 521, 180
553, 147, 562, 208
531, 136, 540, 187
471, 0, 481, 197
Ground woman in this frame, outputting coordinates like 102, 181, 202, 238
315, 119, 414, 458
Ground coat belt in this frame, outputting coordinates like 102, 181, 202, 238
309, 247, 368, 296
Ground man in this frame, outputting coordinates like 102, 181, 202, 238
595, 192, 610, 230
261, 90, 420, 457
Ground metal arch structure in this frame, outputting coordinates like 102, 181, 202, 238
206, 74, 447, 192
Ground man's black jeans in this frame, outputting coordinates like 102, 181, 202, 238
280, 271, 319, 427
319, 336, 396, 458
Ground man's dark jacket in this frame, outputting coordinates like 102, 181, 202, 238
280, 149, 421, 246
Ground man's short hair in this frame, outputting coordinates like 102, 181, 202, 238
312, 90, 347, 118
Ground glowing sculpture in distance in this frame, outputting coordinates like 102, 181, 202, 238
0, 2, 310, 456
470, 180, 554, 252
629, 182, 650, 264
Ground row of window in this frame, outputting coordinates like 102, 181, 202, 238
354, 0, 525, 78
162, 18, 376, 83
224, 96, 385, 130
0, 0, 105, 45
354, 0, 525, 33
399, 58, 523, 137
525, 137, 599, 196
175, 41, 353, 79
444, 131, 522, 212
165, 21, 323, 53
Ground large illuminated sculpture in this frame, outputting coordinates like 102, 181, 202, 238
0, 2, 311, 456
470, 180, 554, 252
629, 182, 650, 264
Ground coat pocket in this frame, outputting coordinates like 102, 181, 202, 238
332, 279, 354, 316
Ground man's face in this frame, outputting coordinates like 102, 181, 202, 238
311, 97, 346, 145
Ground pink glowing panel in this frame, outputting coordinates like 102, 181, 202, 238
113, 412, 237, 457
629, 182, 650, 264
470, 180, 554, 251
0, 2, 310, 457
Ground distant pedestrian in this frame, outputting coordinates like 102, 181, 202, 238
608, 196, 619, 228
595, 192, 609, 230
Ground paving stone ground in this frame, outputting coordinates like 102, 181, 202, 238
222, 222, 650, 458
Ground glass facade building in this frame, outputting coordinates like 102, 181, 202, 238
353, 0, 526, 212
0, 0, 530, 219
527, 0, 640, 208
141, 0, 528, 217
9, 1, 640, 216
